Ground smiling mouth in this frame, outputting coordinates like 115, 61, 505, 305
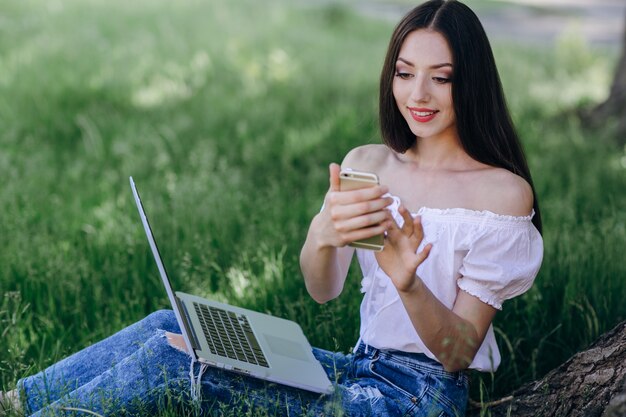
409, 108, 438, 122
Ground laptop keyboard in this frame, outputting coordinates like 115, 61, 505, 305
193, 303, 269, 368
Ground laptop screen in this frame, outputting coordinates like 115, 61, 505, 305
129, 177, 197, 356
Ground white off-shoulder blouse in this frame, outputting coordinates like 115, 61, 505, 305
355, 195, 544, 372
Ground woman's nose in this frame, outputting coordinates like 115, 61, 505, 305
410, 76, 430, 102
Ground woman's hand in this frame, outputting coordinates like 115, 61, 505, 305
301, 162, 394, 303
315, 163, 393, 249
375, 204, 432, 293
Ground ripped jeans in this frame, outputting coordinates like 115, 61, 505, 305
18, 310, 469, 416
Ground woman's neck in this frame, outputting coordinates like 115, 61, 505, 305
400, 133, 474, 171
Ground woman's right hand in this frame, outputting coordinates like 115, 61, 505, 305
315, 163, 394, 249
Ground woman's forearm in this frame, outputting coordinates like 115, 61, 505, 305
300, 214, 353, 304
397, 279, 485, 372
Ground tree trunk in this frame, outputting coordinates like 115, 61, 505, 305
582, 11, 626, 144
467, 320, 626, 417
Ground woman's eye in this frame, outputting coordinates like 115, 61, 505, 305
433, 77, 451, 84
395, 71, 413, 80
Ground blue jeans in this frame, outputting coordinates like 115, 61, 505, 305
19, 310, 469, 416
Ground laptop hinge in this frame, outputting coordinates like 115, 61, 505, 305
175, 296, 201, 351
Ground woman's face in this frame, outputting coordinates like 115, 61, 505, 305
392, 29, 456, 142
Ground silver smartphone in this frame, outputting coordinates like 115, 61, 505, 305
339, 169, 385, 252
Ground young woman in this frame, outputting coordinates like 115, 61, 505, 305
1, 1, 543, 416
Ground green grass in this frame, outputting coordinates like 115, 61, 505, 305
1, 0, 625, 415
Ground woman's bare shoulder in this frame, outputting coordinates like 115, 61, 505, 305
475, 167, 534, 216
341, 144, 391, 172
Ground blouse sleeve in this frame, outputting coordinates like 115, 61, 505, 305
457, 221, 543, 310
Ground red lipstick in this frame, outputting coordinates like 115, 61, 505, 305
409, 107, 438, 123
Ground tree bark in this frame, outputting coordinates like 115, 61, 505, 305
467, 320, 626, 417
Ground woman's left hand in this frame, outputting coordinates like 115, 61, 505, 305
375, 205, 432, 293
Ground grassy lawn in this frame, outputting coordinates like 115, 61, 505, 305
1, 0, 625, 415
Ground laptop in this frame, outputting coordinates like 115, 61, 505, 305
129, 177, 334, 394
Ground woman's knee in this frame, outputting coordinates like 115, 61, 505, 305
141, 310, 179, 333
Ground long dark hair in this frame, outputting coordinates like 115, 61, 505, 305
379, 0, 542, 233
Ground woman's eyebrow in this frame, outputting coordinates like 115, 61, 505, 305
430, 63, 453, 69
396, 57, 452, 70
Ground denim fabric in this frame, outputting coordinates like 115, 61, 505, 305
19, 310, 469, 416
